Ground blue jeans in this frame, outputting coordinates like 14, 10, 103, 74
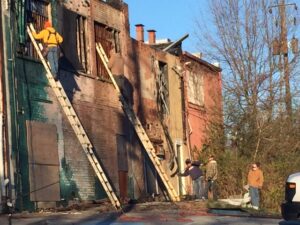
249, 186, 260, 207
193, 177, 201, 199
47, 46, 59, 79
207, 180, 217, 200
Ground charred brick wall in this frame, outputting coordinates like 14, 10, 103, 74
124, 40, 189, 196
55, 0, 145, 201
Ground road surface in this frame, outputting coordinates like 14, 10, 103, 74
0, 211, 299, 225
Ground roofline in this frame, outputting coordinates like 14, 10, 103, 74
182, 51, 222, 72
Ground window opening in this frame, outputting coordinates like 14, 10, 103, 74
188, 71, 204, 106
24, 0, 50, 59
76, 15, 88, 73
157, 61, 169, 116
94, 22, 120, 79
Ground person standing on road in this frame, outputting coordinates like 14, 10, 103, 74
178, 159, 203, 200
206, 155, 218, 201
247, 162, 264, 210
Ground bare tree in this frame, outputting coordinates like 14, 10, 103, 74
196, 0, 300, 210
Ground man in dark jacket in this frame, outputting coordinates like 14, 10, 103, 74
178, 159, 203, 199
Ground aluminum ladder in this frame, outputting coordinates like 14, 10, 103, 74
27, 24, 121, 210
95, 43, 180, 202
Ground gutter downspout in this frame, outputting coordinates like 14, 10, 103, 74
1, 0, 15, 208
181, 68, 192, 160
0, 1, 4, 210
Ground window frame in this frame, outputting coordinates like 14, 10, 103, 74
22, 0, 51, 59
94, 22, 121, 80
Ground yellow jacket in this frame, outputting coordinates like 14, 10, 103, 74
33, 27, 63, 47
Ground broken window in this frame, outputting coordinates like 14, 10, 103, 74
157, 61, 169, 115
60, 9, 89, 74
95, 22, 120, 80
76, 16, 88, 73
24, 0, 50, 59
188, 71, 204, 107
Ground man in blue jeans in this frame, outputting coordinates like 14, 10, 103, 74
178, 159, 203, 199
247, 163, 264, 210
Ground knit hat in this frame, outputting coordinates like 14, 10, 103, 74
44, 20, 52, 29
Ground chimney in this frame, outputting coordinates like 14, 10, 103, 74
135, 24, 144, 42
147, 29, 156, 44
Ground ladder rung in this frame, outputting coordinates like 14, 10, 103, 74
53, 86, 62, 90
83, 143, 91, 147
87, 148, 94, 154
67, 114, 76, 118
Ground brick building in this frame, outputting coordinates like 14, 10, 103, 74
0, 0, 222, 211
181, 52, 222, 157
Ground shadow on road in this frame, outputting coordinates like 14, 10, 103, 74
279, 220, 300, 225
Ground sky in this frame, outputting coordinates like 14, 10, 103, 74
124, 0, 210, 53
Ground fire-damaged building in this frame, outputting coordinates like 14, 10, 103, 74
0, 0, 222, 211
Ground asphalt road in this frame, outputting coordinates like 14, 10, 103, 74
0, 202, 298, 225
0, 212, 299, 225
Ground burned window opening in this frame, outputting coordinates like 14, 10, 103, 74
95, 22, 120, 80
60, 9, 88, 74
22, 0, 50, 59
76, 15, 88, 73
157, 61, 169, 116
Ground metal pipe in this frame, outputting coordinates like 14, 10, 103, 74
162, 34, 189, 52
2, 0, 15, 207
0, 1, 4, 209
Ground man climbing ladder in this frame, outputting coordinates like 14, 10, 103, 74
27, 24, 121, 210
32, 20, 63, 81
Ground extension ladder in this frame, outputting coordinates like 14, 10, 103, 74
27, 24, 121, 210
95, 43, 180, 202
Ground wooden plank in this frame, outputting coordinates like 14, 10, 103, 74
26, 121, 60, 201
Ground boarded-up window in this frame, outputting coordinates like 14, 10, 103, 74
25, 0, 50, 59
26, 121, 60, 201
188, 71, 204, 106
95, 22, 120, 80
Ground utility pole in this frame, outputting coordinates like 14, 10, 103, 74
279, 0, 292, 118
270, 1, 298, 119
